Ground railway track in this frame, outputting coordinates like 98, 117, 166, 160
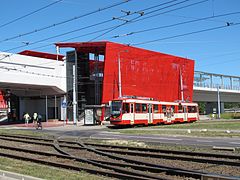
83, 142, 240, 167
0, 133, 239, 179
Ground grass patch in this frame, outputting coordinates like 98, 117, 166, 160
221, 112, 240, 119
115, 129, 240, 137
94, 139, 149, 148
108, 121, 240, 137
0, 129, 52, 138
0, 157, 106, 180
151, 121, 240, 130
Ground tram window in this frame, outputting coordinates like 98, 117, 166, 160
153, 104, 158, 113
183, 106, 187, 113
171, 105, 175, 113
122, 103, 130, 113
142, 104, 147, 113
135, 103, 141, 113
178, 105, 183, 113
188, 106, 197, 113
162, 105, 166, 113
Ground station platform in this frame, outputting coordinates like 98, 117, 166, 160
0, 120, 110, 129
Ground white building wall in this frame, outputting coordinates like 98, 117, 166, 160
0, 52, 66, 93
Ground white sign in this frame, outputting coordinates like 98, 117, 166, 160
84, 109, 94, 125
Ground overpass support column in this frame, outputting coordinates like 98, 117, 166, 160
45, 96, 48, 122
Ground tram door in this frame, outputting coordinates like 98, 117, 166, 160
148, 104, 153, 124
183, 105, 188, 121
130, 103, 134, 125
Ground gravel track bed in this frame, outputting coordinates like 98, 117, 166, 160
61, 147, 187, 179
113, 153, 240, 177
0, 139, 192, 179
95, 147, 240, 163
83, 140, 240, 156
0, 139, 57, 153
1, 136, 238, 179
61, 147, 123, 163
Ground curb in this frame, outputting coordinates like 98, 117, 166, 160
0, 170, 43, 180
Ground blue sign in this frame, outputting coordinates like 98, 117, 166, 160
61, 101, 67, 108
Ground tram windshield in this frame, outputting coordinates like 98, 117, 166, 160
111, 100, 122, 116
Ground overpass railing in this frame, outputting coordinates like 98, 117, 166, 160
194, 71, 240, 91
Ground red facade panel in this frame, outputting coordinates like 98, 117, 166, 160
56, 41, 194, 104
102, 42, 194, 103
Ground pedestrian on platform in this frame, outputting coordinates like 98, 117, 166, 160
23, 112, 31, 126
33, 112, 38, 127
36, 114, 42, 130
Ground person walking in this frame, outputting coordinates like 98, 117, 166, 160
33, 112, 38, 127
23, 112, 30, 126
36, 114, 42, 130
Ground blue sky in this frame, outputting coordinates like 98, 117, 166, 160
0, 0, 240, 76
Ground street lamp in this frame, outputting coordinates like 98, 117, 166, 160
118, 50, 128, 98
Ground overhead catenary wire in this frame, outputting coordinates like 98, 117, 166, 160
111, 11, 240, 39
131, 22, 240, 46
3, 0, 201, 52
0, 0, 131, 43
89, 0, 194, 41
32, 3, 240, 51
2, 0, 188, 52
92, 0, 209, 41
0, 0, 63, 29
24, 0, 184, 51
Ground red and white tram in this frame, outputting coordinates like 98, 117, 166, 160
110, 97, 199, 126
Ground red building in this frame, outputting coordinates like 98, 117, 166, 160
56, 41, 194, 110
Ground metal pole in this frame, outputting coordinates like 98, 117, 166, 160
56, 46, 59, 61
217, 86, 221, 119
45, 95, 48, 122
73, 65, 77, 125
180, 68, 184, 101
94, 54, 100, 104
54, 95, 57, 119
63, 95, 67, 125
118, 53, 122, 98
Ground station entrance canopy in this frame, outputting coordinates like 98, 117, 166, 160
56, 41, 195, 106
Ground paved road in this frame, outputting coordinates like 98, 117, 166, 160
91, 131, 240, 148
2, 124, 240, 148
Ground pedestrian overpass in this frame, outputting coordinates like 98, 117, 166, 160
193, 71, 240, 114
